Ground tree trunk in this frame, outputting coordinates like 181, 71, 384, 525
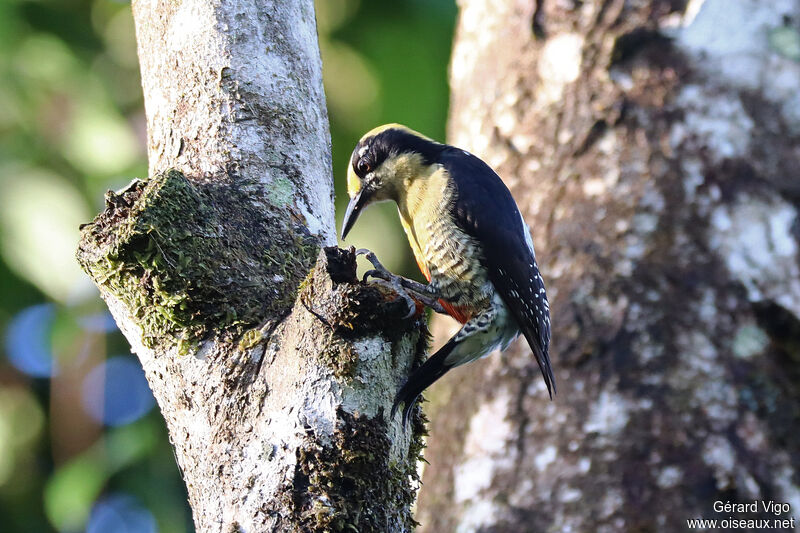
418, 0, 800, 531
77, 0, 425, 531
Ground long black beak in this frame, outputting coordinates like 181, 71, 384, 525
341, 190, 367, 240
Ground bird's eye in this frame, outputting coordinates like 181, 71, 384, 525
357, 159, 371, 175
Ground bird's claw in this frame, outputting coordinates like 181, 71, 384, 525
355, 248, 377, 260
356, 248, 446, 316
367, 278, 417, 319
362, 268, 389, 284
357, 249, 389, 275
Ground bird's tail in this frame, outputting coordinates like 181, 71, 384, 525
391, 339, 457, 427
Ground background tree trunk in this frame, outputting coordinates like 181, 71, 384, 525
77, 0, 425, 531
418, 0, 800, 531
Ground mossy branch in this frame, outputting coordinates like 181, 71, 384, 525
77, 170, 319, 352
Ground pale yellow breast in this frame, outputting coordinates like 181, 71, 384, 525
396, 168, 450, 270
396, 168, 488, 301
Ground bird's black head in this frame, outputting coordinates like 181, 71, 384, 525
342, 124, 443, 239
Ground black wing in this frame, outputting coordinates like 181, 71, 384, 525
441, 147, 555, 397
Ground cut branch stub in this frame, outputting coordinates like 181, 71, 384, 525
77, 170, 319, 352
302, 247, 423, 343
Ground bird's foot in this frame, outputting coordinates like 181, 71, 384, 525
356, 249, 446, 316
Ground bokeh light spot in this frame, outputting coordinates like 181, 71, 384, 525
79, 312, 118, 333
4, 303, 56, 378
87, 493, 157, 533
82, 356, 154, 426
0, 167, 93, 302
320, 41, 381, 131
0, 387, 45, 486
14, 33, 79, 85
62, 101, 141, 175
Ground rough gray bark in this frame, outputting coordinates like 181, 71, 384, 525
76, 0, 425, 531
418, 0, 800, 531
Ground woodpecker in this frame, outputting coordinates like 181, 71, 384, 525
341, 124, 553, 424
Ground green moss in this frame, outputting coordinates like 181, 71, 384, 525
238, 328, 264, 350
77, 170, 319, 350
291, 409, 420, 532
297, 270, 314, 295
319, 338, 359, 380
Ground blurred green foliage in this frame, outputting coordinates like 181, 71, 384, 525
0, 0, 455, 531
327, 0, 456, 278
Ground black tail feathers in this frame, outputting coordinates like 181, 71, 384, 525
391, 339, 456, 428
519, 328, 556, 400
